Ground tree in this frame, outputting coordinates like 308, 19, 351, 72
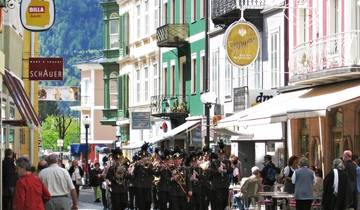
41, 115, 79, 151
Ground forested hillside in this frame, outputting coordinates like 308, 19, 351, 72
40, 0, 103, 86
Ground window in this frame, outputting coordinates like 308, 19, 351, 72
144, 67, 149, 101
200, 0, 205, 19
297, 8, 308, 45
271, 31, 280, 88
171, 65, 175, 96
180, 0, 186, 23
211, 49, 219, 96
191, 56, 197, 94
153, 64, 159, 97
191, 0, 196, 22
172, 0, 176, 24
332, 108, 343, 158
145, 1, 149, 34
136, 4, 141, 38
109, 13, 119, 49
200, 52, 205, 92
82, 79, 91, 105
164, 67, 168, 95
225, 60, 232, 96
109, 72, 118, 108
136, 70, 141, 102
154, 0, 159, 29
163, 2, 168, 25
179, 57, 186, 96
328, 0, 340, 35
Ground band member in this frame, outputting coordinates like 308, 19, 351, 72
169, 148, 192, 210
199, 147, 212, 210
106, 148, 129, 210
209, 152, 231, 210
188, 152, 204, 210
133, 143, 154, 210
154, 149, 172, 210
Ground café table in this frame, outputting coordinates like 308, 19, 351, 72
258, 192, 294, 209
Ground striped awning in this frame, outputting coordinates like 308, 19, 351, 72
3, 70, 41, 128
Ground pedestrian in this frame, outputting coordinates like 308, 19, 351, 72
232, 159, 241, 184
261, 155, 277, 192
37, 159, 48, 173
101, 158, 110, 210
283, 155, 298, 194
322, 159, 348, 210
68, 159, 84, 198
343, 150, 358, 209
39, 153, 78, 210
291, 157, 315, 210
12, 157, 51, 210
2, 148, 17, 210
90, 162, 103, 202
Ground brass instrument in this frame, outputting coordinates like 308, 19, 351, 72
136, 157, 153, 169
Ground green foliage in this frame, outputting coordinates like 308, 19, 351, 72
41, 115, 80, 151
39, 0, 103, 87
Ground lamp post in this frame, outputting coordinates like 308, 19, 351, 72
200, 92, 217, 149
57, 139, 64, 162
82, 116, 91, 187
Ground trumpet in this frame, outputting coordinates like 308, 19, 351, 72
136, 157, 153, 169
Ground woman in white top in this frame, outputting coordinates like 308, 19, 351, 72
68, 160, 84, 198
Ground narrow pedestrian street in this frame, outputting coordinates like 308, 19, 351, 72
78, 188, 103, 210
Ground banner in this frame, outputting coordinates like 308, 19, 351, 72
20, 0, 55, 31
38, 86, 80, 101
29, 57, 63, 80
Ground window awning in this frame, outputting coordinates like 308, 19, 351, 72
217, 80, 360, 128
3, 70, 41, 128
213, 127, 254, 138
122, 120, 200, 150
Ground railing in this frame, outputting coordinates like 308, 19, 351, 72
211, 0, 265, 18
156, 24, 188, 47
289, 31, 360, 82
150, 95, 188, 115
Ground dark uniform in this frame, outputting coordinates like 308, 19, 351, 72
155, 164, 172, 210
209, 157, 230, 210
106, 162, 128, 210
189, 164, 204, 210
170, 165, 192, 210
133, 160, 154, 210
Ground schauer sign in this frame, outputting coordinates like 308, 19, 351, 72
29, 57, 63, 80
225, 21, 260, 67
131, 112, 151, 129
20, 0, 55, 31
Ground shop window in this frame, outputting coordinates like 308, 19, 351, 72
299, 118, 310, 157
332, 108, 344, 158
334, 108, 343, 128
310, 137, 321, 169
333, 132, 342, 158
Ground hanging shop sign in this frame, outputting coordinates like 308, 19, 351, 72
29, 57, 63, 80
225, 21, 260, 68
20, 0, 55, 31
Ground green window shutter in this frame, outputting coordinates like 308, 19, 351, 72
124, 74, 129, 117
119, 14, 124, 57
124, 12, 129, 56
118, 75, 123, 110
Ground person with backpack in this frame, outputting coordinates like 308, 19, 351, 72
261, 155, 277, 192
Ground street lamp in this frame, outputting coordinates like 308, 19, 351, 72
200, 92, 217, 149
82, 116, 91, 187
57, 139, 64, 161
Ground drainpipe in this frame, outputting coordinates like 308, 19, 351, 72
30, 32, 35, 164
284, 0, 289, 165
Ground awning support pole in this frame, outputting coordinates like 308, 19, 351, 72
283, 121, 288, 167
318, 116, 325, 179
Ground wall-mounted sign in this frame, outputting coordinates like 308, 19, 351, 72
249, 90, 278, 107
20, 0, 55, 31
131, 112, 151, 130
233, 87, 248, 112
38, 86, 79, 101
29, 57, 63, 80
225, 21, 260, 67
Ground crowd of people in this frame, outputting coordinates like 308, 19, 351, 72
1, 144, 360, 210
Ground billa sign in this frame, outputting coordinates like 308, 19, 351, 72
225, 21, 260, 67
20, 0, 55, 31
29, 57, 63, 80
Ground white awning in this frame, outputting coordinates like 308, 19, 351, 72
122, 120, 200, 150
218, 80, 360, 127
213, 127, 254, 138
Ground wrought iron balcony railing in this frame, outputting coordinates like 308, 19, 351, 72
156, 24, 188, 47
289, 31, 360, 83
150, 95, 188, 115
211, 0, 265, 28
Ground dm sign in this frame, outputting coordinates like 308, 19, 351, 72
20, 0, 55, 31
225, 21, 260, 67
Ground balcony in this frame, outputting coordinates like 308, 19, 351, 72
289, 31, 360, 85
150, 95, 189, 118
211, 0, 265, 30
101, 109, 118, 126
156, 24, 188, 47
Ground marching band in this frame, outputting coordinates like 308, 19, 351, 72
104, 142, 232, 210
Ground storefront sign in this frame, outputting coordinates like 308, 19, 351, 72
249, 90, 277, 106
29, 57, 63, 80
225, 21, 260, 67
131, 112, 151, 129
20, 0, 55, 31
38, 86, 79, 101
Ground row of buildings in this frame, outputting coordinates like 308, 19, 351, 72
75, 0, 360, 176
